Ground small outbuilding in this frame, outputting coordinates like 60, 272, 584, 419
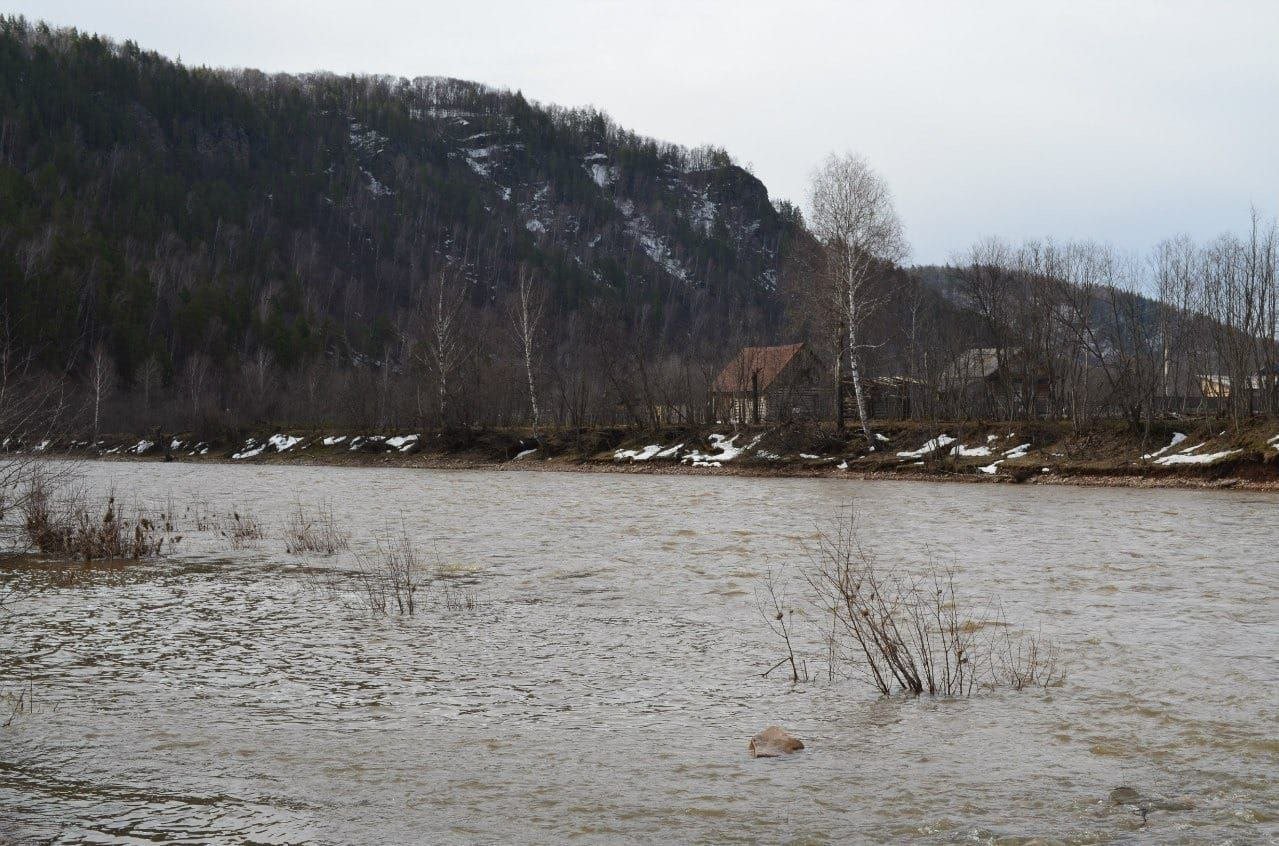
713, 343, 824, 424
941, 347, 1052, 418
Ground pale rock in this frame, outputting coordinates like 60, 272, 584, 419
749, 726, 804, 758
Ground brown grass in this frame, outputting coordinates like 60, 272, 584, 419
20, 474, 179, 562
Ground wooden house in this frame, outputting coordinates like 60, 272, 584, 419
713, 343, 825, 423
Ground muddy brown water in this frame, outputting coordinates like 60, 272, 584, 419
1, 461, 1276, 844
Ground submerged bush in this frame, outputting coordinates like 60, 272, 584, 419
354, 520, 477, 616
20, 474, 179, 562
218, 509, 264, 548
356, 522, 423, 615
285, 500, 350, 555
771, 513, 1064, 697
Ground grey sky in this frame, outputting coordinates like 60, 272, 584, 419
12, 1, 1278, 264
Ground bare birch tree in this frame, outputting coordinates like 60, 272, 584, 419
88, 342, 115, 444
507, 267, 546, 429
415, 266, 471, 427
808, 153, 908, 443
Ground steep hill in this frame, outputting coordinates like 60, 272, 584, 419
0, 17, 800, 428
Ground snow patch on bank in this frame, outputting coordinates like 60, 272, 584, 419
615, 444, 664, 462
897, 435, 956, 459
1142, 432, 1188, 460
1153, 449, 1240, 466
386, 434, 419, 451
682, 434, 744, 467
269, 434, 302, 453
950, 444, 993, 458
232, 440, 264, 460
230, 434, 300, 459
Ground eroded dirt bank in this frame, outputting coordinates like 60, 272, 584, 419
24, 418, 1279, 491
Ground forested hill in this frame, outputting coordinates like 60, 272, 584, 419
0, 18, 802, 429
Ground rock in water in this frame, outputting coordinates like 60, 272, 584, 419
749, 726, 804, 758
1110, 787, 1141, 805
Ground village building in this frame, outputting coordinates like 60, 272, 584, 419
712, 343, 825, 424
1186, 367, 1279, 413
851, 375, 924, 420
941, 347, 1053, 418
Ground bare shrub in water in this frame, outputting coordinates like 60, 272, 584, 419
284, 500, 350, 555
218, 509, 264, 548
20, 474, 178, 561
992, 626, 1065, 691
183, 497, 215, 532
2, 680, 35, 727
439, 582, 478, 612
756, 569, 806, 683
353, 522, 478, 616
794, 513, 1063, 697
356, 521, 425, 615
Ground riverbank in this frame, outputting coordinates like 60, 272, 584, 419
20, 418, 1279, 491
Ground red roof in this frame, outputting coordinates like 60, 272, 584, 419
714, 343, 806, 393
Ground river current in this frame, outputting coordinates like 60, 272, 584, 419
1, 462, 1276, 843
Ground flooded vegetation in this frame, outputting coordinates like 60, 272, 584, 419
19, 474, 181, 562
776, 517, 1066, 696
1, 461, 1277, 843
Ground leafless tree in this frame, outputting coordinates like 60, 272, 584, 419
137, 355, 163, 414
181, 353, 214, 428
87, 342, 115, 444
0, 328, 72, 551
241, 347, 276, 422
414, 265, 472, 427
507, 267, 546, 429
808, 152, 908, 443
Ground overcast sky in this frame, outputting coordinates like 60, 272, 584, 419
12, 1, 1279, 264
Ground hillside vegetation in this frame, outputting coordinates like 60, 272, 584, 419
0, 17, 799, 431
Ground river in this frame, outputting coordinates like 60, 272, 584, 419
1, 461, 1276, 843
